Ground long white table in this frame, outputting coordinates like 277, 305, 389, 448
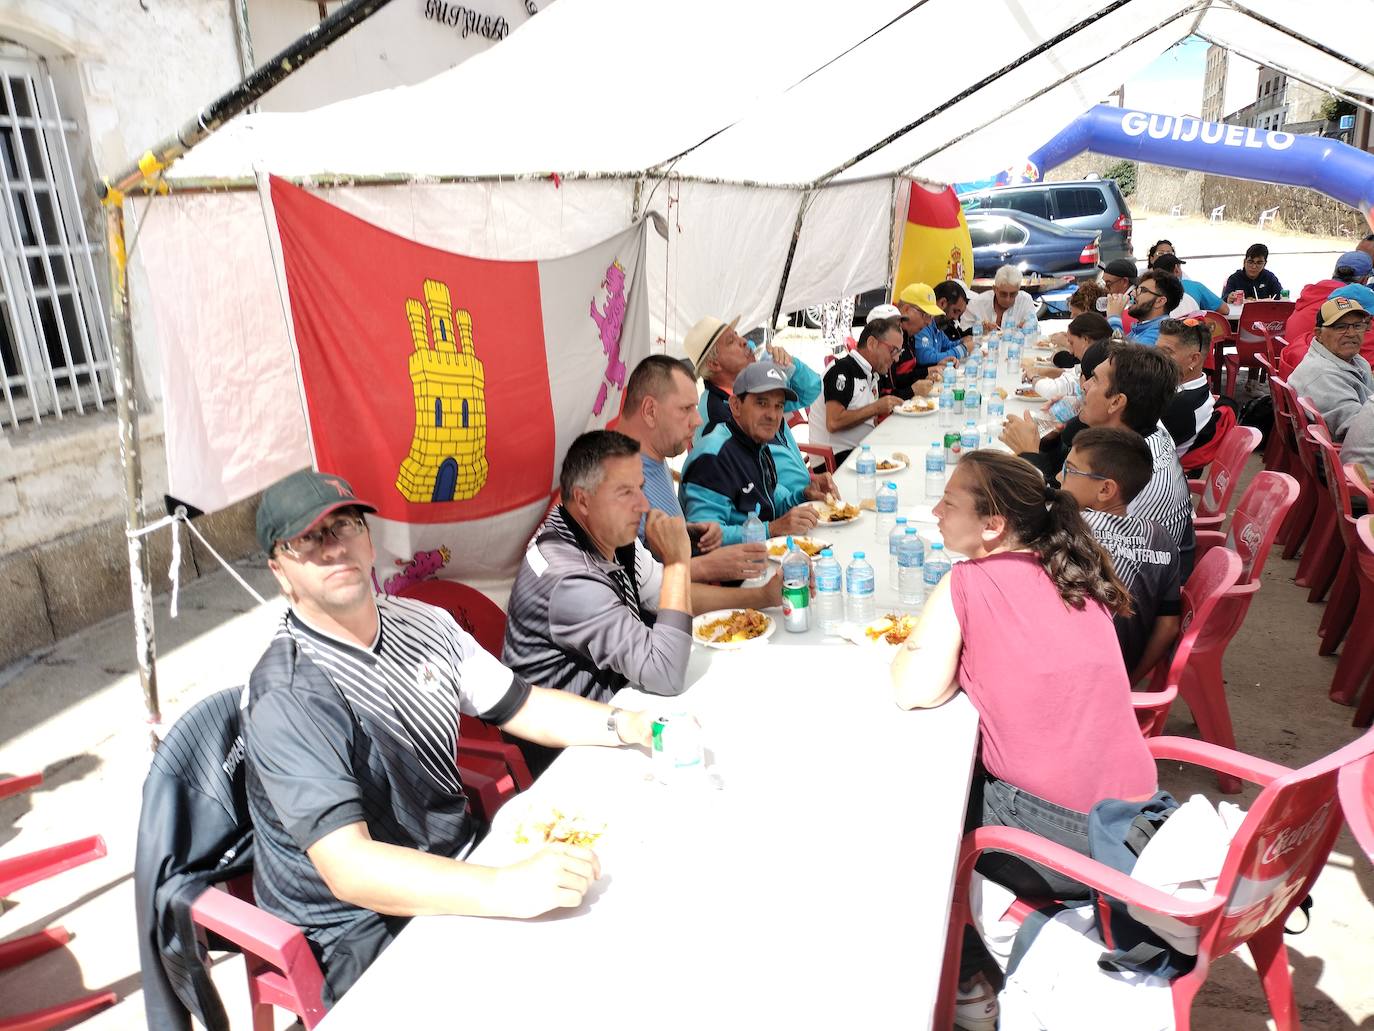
321, 645, 980, 1029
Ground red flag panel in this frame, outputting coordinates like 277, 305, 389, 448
271, 177, 555, 524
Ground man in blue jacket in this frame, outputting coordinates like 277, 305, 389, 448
1107, 269, 1184, 346
682, 314, 831, 500
681, 361, 831, 543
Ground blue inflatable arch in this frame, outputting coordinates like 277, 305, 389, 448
1001, 105, 1374, 231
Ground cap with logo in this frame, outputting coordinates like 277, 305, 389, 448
1151, 253, 1186, 273
1316, 294, 1370, 328
682, 315, 742, 378
731, 360, 798, 402
1100, 258, 1139, 283
897, 283, 942, 315
256, 469, 376, 553
867, 303, 902, 322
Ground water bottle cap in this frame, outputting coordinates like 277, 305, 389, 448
886, 481, 897, 488
861, 444, 871, 451
821, 548, 833, 557
853, 551, 865, 559
931, 441, 940, 447
895, 516, 907, 523
931, 542, 944, 550
786, 536, 794, 547
965, 420, 975, 426
905, 526, 918, 534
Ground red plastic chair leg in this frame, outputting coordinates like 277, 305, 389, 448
1330, 601, 1374, 707
1317, 562, 1359, 655
0, 774, 42, 801
1353, 671, 1374, 728
0, 928, 72, 970
1248, 920, 1299, 1031
1294, 503, 1337, 589
1304, 532, 1345, 603
0, 836, 106, 897
1178, 660, 1243, 794
1169, 968, 1207, 1031
1279, 487, 1316, 558
0, 991, 117, 1031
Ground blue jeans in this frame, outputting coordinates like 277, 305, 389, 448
960, 775, 1093, 981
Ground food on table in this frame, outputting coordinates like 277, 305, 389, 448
865, 613, 918, 645
695, 608, 771, 643
898, 397, 937, 414
816, 500, 861, 522
1015, 385, 1039, 398
513, 807, 605, 849
876, 458, 904, 471
992, 386, 1009, 400
768, 537, 827, 558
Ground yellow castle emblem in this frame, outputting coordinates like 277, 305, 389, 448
395, 279, 489, 502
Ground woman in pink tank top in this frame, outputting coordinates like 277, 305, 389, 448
892, 450, 1158, 1017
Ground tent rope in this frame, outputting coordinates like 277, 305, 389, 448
127, 508, 268, 620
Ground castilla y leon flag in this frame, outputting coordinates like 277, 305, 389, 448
269, 176, 649, 592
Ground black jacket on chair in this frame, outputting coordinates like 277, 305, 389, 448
134, 687, 254, 1031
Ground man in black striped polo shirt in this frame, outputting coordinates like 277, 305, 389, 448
243, 470, 655, 1007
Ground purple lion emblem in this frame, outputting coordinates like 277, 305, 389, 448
381, 545, 452, 596
589, 260, 628, 415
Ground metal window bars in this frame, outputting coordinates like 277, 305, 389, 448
0, 51, 112, 429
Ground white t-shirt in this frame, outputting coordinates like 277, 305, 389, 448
960, 288, 1038, 329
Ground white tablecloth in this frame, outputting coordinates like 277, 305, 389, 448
320, 647, 980, 1030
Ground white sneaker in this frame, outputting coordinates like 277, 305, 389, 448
954, 971, 999, 1030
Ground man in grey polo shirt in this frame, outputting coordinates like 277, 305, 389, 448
1290, 296, 1374, 440
503, 430, 781, 707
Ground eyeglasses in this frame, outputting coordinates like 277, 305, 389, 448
1135, 286, 1160, 299
1244, 257, 1267, 266
1061, 460, 1109, 482
277, 515, 368, 558
1329, 319, 1373, 336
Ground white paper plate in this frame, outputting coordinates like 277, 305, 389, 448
692, 609, 776, 649
813, 509, 863, 526
764, 536, 832, 563
873, 458, 909, 474
892, 404, 938, 417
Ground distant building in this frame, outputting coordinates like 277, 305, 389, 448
1250, 65, 1326, 133
1201, 45, 1228, 122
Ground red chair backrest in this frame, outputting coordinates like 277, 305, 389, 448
1235, 301, 1296, 348
1347, 462, 1373, 511
1338, 741, 1374, 864
1265, 332, 1290, 366
1360, 514, 1374, 586
787, 408, 808, 428
1223, 471, 1300, 585
397, 579, 507, 656
1307, 427, 1360, 546
1203, 729, 1374, 960
1197, 425, 1261, 518
1292, 396, 1330, 480
1154, 547, 1243, 692
1197, 310, 1232, 343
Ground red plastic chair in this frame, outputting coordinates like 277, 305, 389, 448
1338, 739, 1374, 862
1189, 425, 1260, 530
1253, 355, 1289, 473
1311, 448, 1372, 651
935, 730, 1374, 1031
1333, 516, 1374, 724
1198, 311, 1232, 391
190, 874, 328, 1030
1276, 391, 1324, 559
1222, 301, 1294, 399
784, 404, 839, 473
1139, 548, 1245, 791
1293, 421, 1343, 596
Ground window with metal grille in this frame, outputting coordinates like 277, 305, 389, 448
0, 47, 111, 430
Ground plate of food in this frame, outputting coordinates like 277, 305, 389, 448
692, 608, 775, 649
862, 612, 919, 647
766, 535, 830, 561
893, 397, 937, 417
875, 454, 909, 473
513, 807, 606, 850
1011, 385, 1042, 400
813, 499, 863, 525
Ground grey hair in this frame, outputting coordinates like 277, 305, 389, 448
993, 265, 1022, 289
559, 430, 642, 501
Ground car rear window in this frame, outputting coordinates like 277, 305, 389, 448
968, 221, 1002, 248
1054, 187, 1108, 219
995, 190, 1050, 220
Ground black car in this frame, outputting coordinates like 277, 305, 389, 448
966, 208, 1101, 283
960, 177, 1133, 263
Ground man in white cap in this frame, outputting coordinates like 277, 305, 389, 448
682, 313, 833, 501
1289, 295, 1374, 440
681, 361, 832, 541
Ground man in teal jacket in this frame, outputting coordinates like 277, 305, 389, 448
681, 314, 833, 500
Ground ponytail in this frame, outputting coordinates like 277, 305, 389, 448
959, 451, 1134, 616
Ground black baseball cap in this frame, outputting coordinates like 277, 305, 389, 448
256, 469, 376, 553
1099, 258, 1139, 283
1152, 253, 1186, 273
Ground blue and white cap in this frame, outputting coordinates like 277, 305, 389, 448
732, 360, 798, 402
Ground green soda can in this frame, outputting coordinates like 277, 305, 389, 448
944, 430, 962, 466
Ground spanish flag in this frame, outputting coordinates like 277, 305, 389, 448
892, 183, 974, 297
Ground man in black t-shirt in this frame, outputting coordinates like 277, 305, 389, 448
244, 470, 656, 1006
1156, 318, 1220, 458
1057, 427, 1181, 684
808, 316, 902, 465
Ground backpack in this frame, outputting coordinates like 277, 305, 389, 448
1239, 393, 1274, 448
134, 688, 255, 1031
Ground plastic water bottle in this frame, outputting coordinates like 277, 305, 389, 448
856, 445, 877, 506
970, 322, 983, 349
987, 390, 1006, 426
875, 480, 898, 541
1006, 332, 1022, 373
781, 538, 811, 633
1049, 390, 1084, 425
741, 505, 769, 588
888, 515, 909, 580
961, 419, 980, 456
844, 551, 876, 625
898, 527, 925, 607
1025, 314, 1041, 349
938, 384, 955, 428
965, 376, 982, 417
923, 542, 952, 593
813, 548, 843, 635
924, 441, 946, 499
965, 353, 980, 380
982, 362, 997, 393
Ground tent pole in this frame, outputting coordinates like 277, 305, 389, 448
886, 176, 900, 300
99, 0, 397, 200
769, 190, 812, 333
102, 195, 160, 740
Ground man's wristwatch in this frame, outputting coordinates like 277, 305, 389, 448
606, 707, 625, 744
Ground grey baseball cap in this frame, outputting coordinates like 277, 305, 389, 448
732, 360, 797, 402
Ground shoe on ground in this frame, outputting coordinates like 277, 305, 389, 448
954, 971, 998, 1030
